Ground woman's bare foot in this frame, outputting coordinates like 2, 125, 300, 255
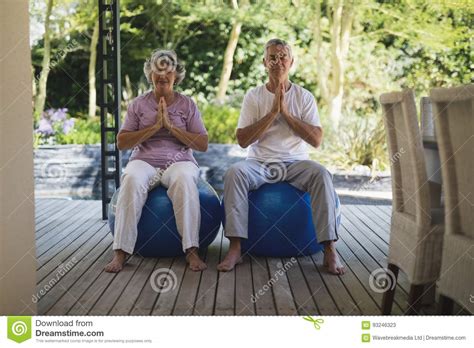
323, 241, 345, 275
217, 238, 242, 272
186, 247, 207, 271
104, 249, 127, 273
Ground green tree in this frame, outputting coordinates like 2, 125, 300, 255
33, 0, 54, 117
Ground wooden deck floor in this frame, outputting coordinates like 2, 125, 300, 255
35, 198, 442, 316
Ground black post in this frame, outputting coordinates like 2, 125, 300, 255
98, 0, 122, 220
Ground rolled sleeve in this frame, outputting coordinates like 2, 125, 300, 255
120, 100, 139, 132
237, 91, 257, 129
186, 99, 208, 135
302, 93, 322, 127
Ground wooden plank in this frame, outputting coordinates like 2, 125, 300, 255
234, 255, 255, 315
343, 206, 412, 296
35, 199, 67, 216
35, 198, 52, 212
359, 204, 431, 310
88, 256, 146, 315
336, 232, 403, 315
374, 204, 392, 218
250, 256, 277, 315
36, 201, 102, 252
37, 218, 107, 280
35, 200, 83, 233
365, 203, 392, 218
338, 219, 409, 312
173, 238, 220, 315
37, 224, 108, 286
214, 235, 235, 315
129, 257, 174, 315
151, 257, 187, 315
358, 204, 393, 234
109, 257, 158, 315
172, 259, 204, 315
311, 251, 362, 315
40, 235, 113, 314
193, 229, 222, 315
35, 199, 62, 219
343, 206, 390, 255
36, 201, 90, 242
298, 255, 340, 315
67, 253, 143, 315
351, 205, 391, 244
36, 204, 102, 257
283, 257, 318, 315
267, 257, 298, 315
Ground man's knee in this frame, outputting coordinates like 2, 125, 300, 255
303, 161, 333, 181
224, 162, 250, 183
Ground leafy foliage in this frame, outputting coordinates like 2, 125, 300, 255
30, 0, 474, 170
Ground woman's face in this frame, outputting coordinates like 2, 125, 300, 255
152, 70, 176, 96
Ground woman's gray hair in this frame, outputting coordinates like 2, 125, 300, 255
264, 38, 293, 59
143, 49, 186, 85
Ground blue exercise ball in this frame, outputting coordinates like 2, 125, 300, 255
226, 182, 341, 257
108, 179, 222, 257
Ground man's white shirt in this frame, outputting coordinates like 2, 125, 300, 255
237, 82, 321, 162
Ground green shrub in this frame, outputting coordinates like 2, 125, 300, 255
315, 113, 389, 173
200, 103, 239, 144
57, 117, 102, 144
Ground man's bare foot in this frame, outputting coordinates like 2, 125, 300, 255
217, 238, 242, 272
186, 247, 207, 271
323, 241, 345, 275
104, 249, 127, 273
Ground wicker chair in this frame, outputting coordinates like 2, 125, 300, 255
380, 89, 444, 314
430, 84, 474, 314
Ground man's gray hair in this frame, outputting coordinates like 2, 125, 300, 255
143, 49, 186, 85
264, 38, 293, 59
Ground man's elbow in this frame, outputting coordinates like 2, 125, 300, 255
312, 138, 322, 148
235, 129, 249, 148
312, 128, 323, 148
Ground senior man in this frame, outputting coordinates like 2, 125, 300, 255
218, 39, 345, 275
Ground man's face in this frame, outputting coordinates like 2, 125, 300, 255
263, 44, 293, 79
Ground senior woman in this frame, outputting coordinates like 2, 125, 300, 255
105, 49, 209, 273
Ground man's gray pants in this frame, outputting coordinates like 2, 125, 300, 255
223, 159, 339, 243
